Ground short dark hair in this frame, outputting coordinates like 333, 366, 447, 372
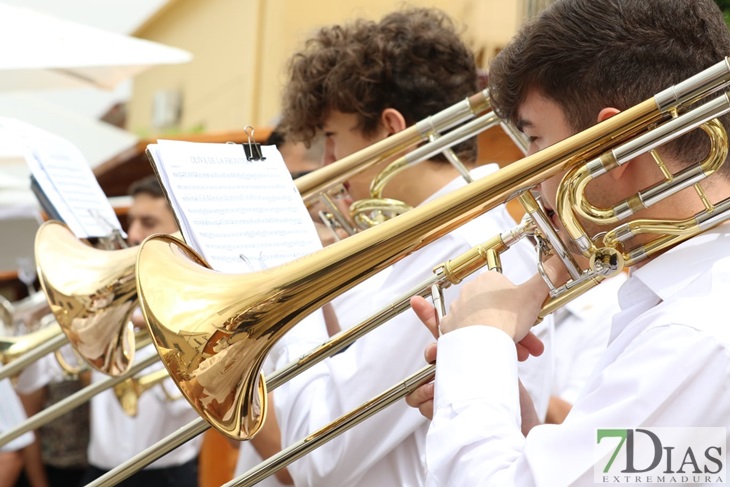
279, 8, 479, 162
489, 0, 730, 174
265, 128, 286, 149
128, 175, 165, 199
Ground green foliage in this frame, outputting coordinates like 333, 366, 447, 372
717, 0, 730, 26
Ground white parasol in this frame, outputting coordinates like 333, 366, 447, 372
0, 2, 191, 91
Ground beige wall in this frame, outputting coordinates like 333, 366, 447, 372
128, 0, 522, 136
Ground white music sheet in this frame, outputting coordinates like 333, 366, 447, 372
149, 140, 322, 273
0, 117, 124, 239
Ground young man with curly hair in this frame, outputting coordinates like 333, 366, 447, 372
233, 8, 551, 487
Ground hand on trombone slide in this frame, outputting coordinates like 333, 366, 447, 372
405, 257, 568, 422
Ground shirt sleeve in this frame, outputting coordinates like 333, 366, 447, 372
426, 321, 730, 486
0, 379, 34, 452
14, 344, 77, 394
270, 232, 473, 486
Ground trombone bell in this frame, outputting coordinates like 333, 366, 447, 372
35, 221, 138, 376
137, 235, 268, 440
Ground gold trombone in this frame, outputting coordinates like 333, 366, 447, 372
85, 57, 730, 487
35, 220, 139, 377
0, 222, 172, 448
141, 95, 730, 438
28, 88, 498, 380
12, 91, 506, 441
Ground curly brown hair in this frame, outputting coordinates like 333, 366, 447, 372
279, 8, 478, 162
489, 0, 730, 175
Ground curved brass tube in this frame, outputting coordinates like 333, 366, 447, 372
558, 113, 729, 263
349, 109, 529, 232
350, 109, 506, 230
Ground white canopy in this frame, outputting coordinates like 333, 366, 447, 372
0, 2, 191, 91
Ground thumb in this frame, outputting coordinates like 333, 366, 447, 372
523, 271, 551, 306
410, 296, 440, 339
511, 272, 553, 342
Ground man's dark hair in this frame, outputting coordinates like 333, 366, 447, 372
489, 0, 730, 174
128, 175, 165, 199
265, 127, 286, 149
279, 8, 479, 162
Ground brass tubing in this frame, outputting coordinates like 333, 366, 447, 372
91, 224, 532, 486
229, 365, 436, 487
0, 329, 67, 381
294, 90, 491, 202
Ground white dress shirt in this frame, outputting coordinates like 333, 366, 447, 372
427, 223, 730, 486
86, 344, 202, 469
14, 340, 201, 468
547, 273, 625, 404
0, 378, 34, 452
269, 164, 546, 486
15, 344, 76, 393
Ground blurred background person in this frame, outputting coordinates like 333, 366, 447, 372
15, 347, 90, 487
77, 175, 202, 487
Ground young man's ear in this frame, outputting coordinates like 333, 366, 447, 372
597, 107, 620, 124
597, 107, 629, 181
381, 108, 407, 135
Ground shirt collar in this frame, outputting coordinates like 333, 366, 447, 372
561, 272, 626, 321
629, 222, 730, 304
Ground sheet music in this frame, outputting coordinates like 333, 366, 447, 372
0, 117, 124, 239
150, 140, 322, 272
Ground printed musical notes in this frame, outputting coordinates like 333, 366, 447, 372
0, 117, 124, 239
148, 140, 322, 273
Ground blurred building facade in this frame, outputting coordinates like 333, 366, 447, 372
125, 0, 532, 137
